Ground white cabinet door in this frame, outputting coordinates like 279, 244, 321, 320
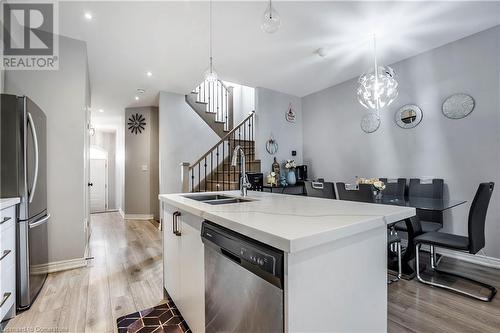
163, 205, 181, 303
178, 213, 205, 333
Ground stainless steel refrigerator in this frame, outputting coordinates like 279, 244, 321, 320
1, 93, 49, 310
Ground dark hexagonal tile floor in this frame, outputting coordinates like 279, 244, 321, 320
116, 294, 190, 333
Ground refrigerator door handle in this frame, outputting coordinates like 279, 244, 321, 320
27, 112, 39, 204
29, 214, 50, 229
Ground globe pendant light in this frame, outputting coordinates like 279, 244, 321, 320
261, 0, 281, 33
204, 0, 218, 82
357, 35, 398, 111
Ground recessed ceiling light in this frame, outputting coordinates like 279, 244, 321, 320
135, 96, 139, 101
84, 12, 93, 20
98, 108, 104, 113
146, 71, 153, 77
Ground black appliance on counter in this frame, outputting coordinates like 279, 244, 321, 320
296, 165, 308, 181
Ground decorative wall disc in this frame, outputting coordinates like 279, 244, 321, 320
395, 104, 423, 129
360, 113, 380, 133
128, 113, 146, 134
442, 93, 475, 119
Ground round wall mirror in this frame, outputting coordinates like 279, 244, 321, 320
360, 113, 380, 133
442, 94, 475, 119
395, 104, 422, 129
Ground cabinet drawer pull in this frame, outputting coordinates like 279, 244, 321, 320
0, 250, 11, 261
173, 211, 182, 236
0, 217, 11, 225
0, 292, 11, 308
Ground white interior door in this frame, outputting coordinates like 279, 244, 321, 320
90, 159, 107, 213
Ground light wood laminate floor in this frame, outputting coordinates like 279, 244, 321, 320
5, 212, 163, 333
5, 212, 500, 332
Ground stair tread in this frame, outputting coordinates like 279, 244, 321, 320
195, 101, 208, 105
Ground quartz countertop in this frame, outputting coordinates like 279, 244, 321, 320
1, 197, 20, 210
159, 191, 415, 253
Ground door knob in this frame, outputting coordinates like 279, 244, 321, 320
88, 182, 93, 187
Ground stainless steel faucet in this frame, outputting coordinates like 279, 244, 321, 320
231, 145, 252, 197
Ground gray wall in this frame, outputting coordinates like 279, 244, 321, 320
255, 87, 303, 175
159, 91, 220, 194
5, 36, 89, 262
124, 106, 159, 219
302, 26, 500, 258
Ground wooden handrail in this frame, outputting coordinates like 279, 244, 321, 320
189, 111, 255, 170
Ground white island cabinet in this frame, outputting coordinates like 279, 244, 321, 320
160, 191, 415, 333
162, 203, 205, 333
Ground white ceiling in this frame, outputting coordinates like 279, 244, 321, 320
59, 1, 500, 118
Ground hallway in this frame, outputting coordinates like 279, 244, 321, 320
5, 213, 162, 333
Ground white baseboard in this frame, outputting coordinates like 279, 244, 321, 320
437, 248, 500, 270
31, 257, 88, 274
123, 213, 154, 220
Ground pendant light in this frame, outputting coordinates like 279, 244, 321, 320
261, 0, 281, 33
357, 35, 398, 111
204, 0, 218, 82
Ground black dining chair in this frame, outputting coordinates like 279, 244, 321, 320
396, 178, 444, 233
414, 182, 496, 301
336, 182, 402, 282
246, 172, 263, 191
304, 181, 336, 199
336, 183, 374, 203
387, 230, 402, 283
379, 178, 406, 198
380, 178, 406, 263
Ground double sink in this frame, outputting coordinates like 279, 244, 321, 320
183, 194, 254, 205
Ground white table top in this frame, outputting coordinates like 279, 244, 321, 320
159, 191, 415, 253
1, 197, 20, 210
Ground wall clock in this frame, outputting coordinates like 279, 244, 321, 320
128, 113, 146, 134
442, 93, 475, 119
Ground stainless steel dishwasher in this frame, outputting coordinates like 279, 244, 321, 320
201, 221, 284, 333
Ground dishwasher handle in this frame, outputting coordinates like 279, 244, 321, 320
220, 248, 241, 264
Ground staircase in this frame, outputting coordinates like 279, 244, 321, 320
185, 79, 234, 138
181, 111, 260, 193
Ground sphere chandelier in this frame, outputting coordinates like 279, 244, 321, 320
357, 35, 399, 111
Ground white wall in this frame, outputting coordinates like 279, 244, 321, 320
5, 36, 89, 262
302, 26, 500, 258
255, 87, 303, 176
159, 91, 220, 194
224, 81, 255, 125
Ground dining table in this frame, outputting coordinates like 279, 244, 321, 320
372, 195, 467, 279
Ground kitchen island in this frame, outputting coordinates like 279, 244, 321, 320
159, 191, 415, 333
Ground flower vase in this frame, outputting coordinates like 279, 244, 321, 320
287, 169, 297, 185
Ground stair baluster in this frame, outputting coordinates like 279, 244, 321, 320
180, 111, 257, 193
